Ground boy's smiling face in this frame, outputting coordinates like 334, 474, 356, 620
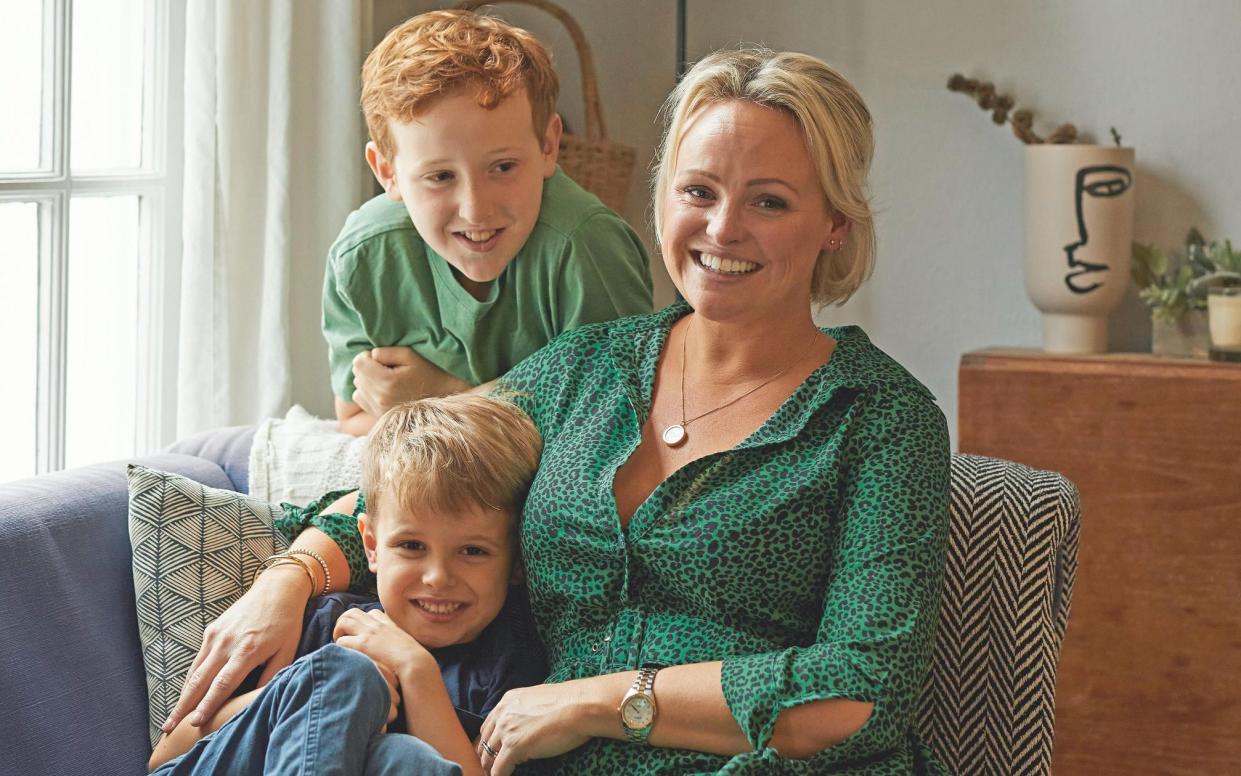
359, 492, 517, 649
367, 88, 562, 300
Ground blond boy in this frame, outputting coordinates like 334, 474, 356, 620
150, 396, 544, 776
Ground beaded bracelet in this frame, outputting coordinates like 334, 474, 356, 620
288, 548, 332, 597
253, 553, 315, 594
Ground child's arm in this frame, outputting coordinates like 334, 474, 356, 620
336, 397, 378, 436
147, 689, 261, 771
334, 609, 483, 776
397, 658, 483, 776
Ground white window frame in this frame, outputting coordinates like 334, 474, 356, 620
0, 0, 184, 475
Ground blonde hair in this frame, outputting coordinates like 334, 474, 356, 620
651, 47, 876, 306
362, 395, 542, 522
361, 9, 560, 160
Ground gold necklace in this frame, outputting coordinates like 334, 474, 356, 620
661, 319, 819, 447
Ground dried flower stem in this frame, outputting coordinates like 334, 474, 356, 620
948, 73, 1079, 146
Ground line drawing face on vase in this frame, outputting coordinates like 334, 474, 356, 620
1062, 164, 1133, 295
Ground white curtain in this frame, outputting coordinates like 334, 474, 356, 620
177, 0, 369, 437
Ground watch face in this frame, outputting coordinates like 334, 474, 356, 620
622, 695, 654, 728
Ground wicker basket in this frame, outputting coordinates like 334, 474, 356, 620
457, 0, 636, 213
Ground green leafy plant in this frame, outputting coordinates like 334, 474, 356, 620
1193, 238, 1241, 290
1132, 228, 1241, 322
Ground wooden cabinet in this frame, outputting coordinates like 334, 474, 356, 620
958, 349, 1241, 776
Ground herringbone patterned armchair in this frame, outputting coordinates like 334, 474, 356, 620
917, 454, 1081, 775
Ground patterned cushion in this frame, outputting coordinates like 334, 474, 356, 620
917, 454, 1081, 775
126, 464, 289, 748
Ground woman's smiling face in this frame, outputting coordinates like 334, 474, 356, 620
659, 99, 848, 324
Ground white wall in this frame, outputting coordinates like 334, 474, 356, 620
355, 0, 1241, 444
686, 0, 1241, 443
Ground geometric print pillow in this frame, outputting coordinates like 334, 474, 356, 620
126, 464, 289, 748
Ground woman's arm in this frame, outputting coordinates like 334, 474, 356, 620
162, 517, 355, 732
479, 662, 871, 774
628, 663, 872, 757
148, 688, 260, 771
716, 396, 951, 767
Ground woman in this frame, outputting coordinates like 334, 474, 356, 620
167, 48, 950, 774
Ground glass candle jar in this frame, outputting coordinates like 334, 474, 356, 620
1207, 285, 1241, 362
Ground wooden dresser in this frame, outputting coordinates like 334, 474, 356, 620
958, 349, 1241, 775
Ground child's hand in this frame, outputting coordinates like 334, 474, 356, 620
333, 608, 437, 694
371, 657, 401, 726
352, 347, 473, 412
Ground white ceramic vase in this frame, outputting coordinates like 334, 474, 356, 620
1024, 145, 1136, 353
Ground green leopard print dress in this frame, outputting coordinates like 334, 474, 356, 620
290, 301, 951, 774
500, 302, 950, 774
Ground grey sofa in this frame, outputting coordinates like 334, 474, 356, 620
0, 426, 255, 776
0, 430, 1079, 776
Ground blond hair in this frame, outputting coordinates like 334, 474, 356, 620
361, 9, 560, 160
651, 47, 876, 306
362, 395, 542, 522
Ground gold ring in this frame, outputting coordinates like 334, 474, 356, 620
481, 739, 499, 758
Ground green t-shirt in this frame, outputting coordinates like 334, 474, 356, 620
322, 167, 654, 401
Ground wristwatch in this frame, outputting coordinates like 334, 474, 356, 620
618, 666, 659, 743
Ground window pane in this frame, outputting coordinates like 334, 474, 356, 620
71, 0, 145, 171
0, 202, 40, 481
65, 195, 139, 468
0, 0, 47, 171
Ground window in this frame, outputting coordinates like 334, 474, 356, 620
0, 0, 182, 481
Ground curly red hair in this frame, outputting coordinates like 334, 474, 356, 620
362, 10, 559, 159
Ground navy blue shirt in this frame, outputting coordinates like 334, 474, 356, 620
296, 587, 548, 740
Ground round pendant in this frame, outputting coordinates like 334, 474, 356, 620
661, 424, 687, 447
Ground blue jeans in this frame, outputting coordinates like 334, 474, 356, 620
153, 643, 463, 775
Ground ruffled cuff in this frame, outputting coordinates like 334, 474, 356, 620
274, 489, 376, 595
721, 645, 885, 758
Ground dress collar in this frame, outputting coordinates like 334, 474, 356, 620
604, 301, 883, 451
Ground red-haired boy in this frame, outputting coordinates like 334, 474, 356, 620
327, 10, 653, 435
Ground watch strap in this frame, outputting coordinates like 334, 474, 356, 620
622, 666, 659, 743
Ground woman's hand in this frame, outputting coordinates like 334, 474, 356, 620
477, 681, 599, 776
162, 565, 312, 731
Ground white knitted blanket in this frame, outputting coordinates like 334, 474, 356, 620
247, 405, 365, 506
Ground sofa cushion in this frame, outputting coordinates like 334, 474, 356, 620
126, 464, 288, 747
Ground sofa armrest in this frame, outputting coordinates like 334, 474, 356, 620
0, 454, 235, 776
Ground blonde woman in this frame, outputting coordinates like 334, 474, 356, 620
471, 47, 950, 775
